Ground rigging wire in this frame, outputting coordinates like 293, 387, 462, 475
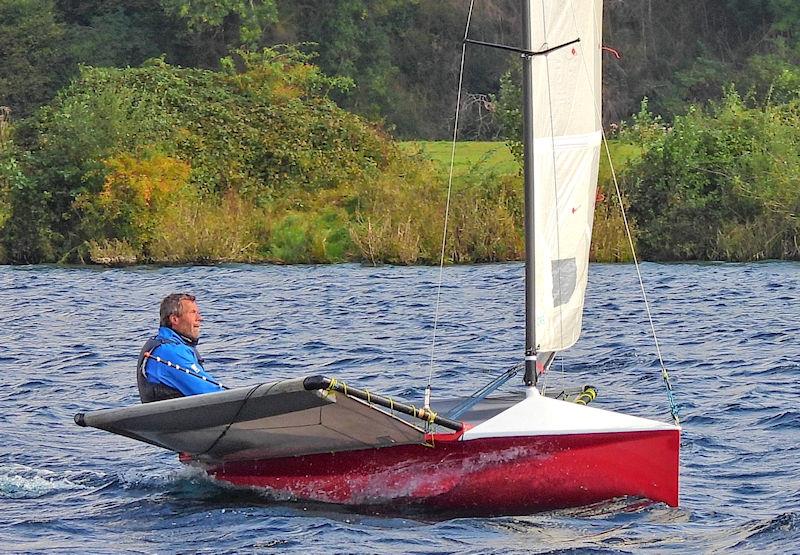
571, 1, 679, 425
601, 138, 680, 425
426, 0, 476, 404
197, 382, 267, 456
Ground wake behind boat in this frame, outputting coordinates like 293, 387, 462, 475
75, 0, 680, 515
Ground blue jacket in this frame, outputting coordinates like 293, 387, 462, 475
140, 327, 223, 396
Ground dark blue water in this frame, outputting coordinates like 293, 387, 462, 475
1, 262, 798, 553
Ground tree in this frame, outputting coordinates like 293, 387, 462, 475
159, 0, 278, 66
0, 0, 68, 119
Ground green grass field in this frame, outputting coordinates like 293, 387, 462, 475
402, 139, 642, 184
400, 141, 520, 177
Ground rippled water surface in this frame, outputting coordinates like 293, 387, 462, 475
1, 262, 798, 553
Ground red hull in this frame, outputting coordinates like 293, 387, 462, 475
196, 429, 679, 515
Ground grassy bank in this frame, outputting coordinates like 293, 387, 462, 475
0, 48, 635, 267
402, 139, 638, 263
400, 141, 520, 178
0, 134, 635, 265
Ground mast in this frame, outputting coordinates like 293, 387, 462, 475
464, 1, 596, 384
521, 0, 537, 387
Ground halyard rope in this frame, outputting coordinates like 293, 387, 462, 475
427, 0, 476, 403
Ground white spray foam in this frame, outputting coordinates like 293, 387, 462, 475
0, 464, 87, 499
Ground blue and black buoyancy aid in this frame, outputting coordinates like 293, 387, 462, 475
136, 327, 223, 403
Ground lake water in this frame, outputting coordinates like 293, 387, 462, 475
1, 262, 798, 553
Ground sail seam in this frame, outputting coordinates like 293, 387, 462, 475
539, 5, 568, 363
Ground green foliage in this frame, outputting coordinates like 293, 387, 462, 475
6, 0, 800, 265
622, 89, 800, 260
86, 238, 138, 265
348, 154, 443, 265
348, 149, 524, 265
159, 0, 277, 46
739, 52, 800, 105
267, 213, 310, 263
1, 0, 279, 120
0, 0, 68, 119
62, 7, 170, 69
4, 74, 170, 261
495, 65, 523, 164
8, 1, 800, 142
81, 181, 273, 264
0, 109, 20, 230
309, 209, 354, 262
263, 1, 516, 139
398, 140, 640, 263
0, 109, 27, 262
2, 48, 392, 262
260, 208, 355, 264
399, 142, 525, 263
590, 142, 643, 263
75, 152, 192, 249
147, 190, 266, 263
766, 0, 800, 33
401, 141, 520, 177
448, 172, 524, 263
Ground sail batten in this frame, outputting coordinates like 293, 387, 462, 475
525, 0, 603, 353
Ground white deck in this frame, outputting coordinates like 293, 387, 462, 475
462, 388, 679, 439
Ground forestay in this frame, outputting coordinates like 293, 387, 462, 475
528, 0, 603, 351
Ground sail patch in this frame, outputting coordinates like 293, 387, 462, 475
552, 258, 577, 306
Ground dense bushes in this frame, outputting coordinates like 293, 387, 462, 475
0, 48, 395, 264
6, 2, 800, 142
2, 44, 799, 265
621, 92, 800, 260
0, 46, 529, 266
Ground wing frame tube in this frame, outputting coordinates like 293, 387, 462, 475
303, 375, 463, 431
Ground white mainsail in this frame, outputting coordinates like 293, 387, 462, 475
528, 0, 603, 351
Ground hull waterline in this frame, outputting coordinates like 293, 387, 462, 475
194, 428, 679, 515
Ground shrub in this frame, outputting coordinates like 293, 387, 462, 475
349, 155, 444, 265
622, 89, 800, 260
308, 209, 354, 262
86, 238, 138, 265
267, 213, 311, 263
147, 190, 267, 263
590, 141, 643, 263
74, 152, 191, 250
2, 46, 398, 263
448, 173, 523, 263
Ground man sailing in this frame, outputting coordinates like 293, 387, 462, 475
137, 293, 224, 403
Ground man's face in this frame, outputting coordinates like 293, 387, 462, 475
170, 299, 203, 341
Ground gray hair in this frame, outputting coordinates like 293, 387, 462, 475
159, 293, 196, 328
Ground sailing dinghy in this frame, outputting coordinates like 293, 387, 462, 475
75, 0, 680, 515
